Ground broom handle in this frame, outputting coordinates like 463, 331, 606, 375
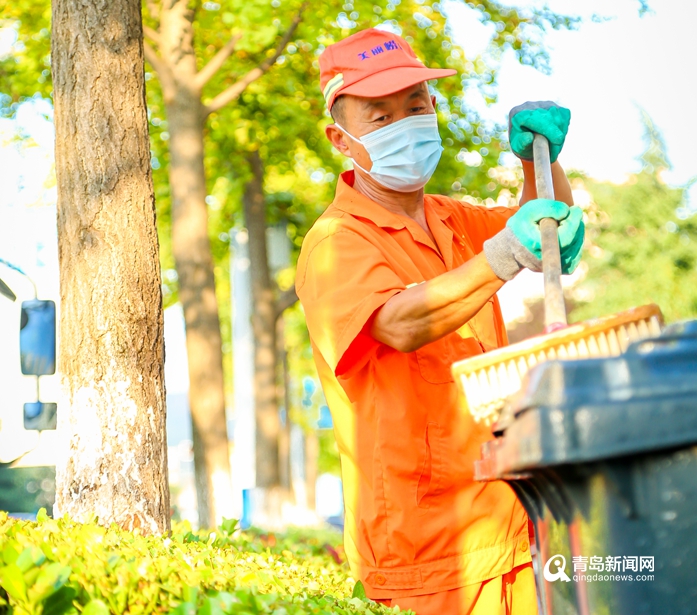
532, 134, 568, 327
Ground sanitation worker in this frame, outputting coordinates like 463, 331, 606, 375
296, 28, 583, 615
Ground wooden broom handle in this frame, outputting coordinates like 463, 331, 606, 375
532, 133, 568, 328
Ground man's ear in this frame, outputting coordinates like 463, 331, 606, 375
326, 124, 351, 156
430, 94, 437, 108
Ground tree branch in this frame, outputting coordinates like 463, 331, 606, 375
143, 41, 176, 103
195, 33, 243, 90
275, 287, 299, 321
143, 25, 161, 47
204, 3, 306, 116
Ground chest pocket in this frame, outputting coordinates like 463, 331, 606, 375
415, 333, 484, 384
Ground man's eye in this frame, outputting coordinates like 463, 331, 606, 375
410, 106, 427, 113
373, 115, 389, 123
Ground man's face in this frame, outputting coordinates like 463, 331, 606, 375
326, 81, 437, 172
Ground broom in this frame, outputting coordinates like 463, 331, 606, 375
451, 134, 663, 426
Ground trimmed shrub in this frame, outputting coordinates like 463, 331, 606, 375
0, 511, 409, 614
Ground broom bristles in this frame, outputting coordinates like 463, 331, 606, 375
452, 304, 663, 425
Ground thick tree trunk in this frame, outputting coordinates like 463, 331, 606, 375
243, 151, 281, 493
52, 0, 169, 534
160, 0, 233, 529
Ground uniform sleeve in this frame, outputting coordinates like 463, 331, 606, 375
296, 229, 405, 378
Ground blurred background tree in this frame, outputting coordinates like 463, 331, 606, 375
570, 113, 697, 324
0, 465, 54, 515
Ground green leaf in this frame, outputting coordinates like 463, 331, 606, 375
219, 518, 238, 534
347, 597, 367, 610
82, 599, 110, 615
16, 546, 46, 573
170, 602, 197, 615
351, 581, 367, 600
182, 586, 199, 604
42, 586, 78, 615
198, 595, 225, 615
209, 592, 238, 611
36, 508, 49, 523
28, 563, 71, 604
0, 563, 28, 603
23, 566, 42, 588
2, 543, 20, 566
106, 555, 121, 572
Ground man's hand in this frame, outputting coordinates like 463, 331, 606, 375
483, 198, 584, 281
509, 101, 570, 163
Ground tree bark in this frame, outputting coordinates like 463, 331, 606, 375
159, 0, 233, 529
305, 429, 318, 511
243, 151, 281, 491
277, 316, 292, 493
52, 0, 169, 534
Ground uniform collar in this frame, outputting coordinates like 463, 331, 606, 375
332, 171, 452, 229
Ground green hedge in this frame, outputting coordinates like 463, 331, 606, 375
0, 511, 409, 614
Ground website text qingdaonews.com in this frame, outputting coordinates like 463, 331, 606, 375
573, 574, 655, 582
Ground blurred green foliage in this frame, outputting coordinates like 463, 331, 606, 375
0, 510, 406, 614
571, 114, 697, 324
0, 0, 581, 291
0, 466, 55, 516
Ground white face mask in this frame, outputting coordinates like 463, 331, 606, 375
335, 114, 444, 192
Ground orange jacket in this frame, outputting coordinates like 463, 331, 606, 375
296, 172, 531, 599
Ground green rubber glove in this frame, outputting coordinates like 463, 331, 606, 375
483, 199, 584, 280
558, 207, 585, 275
507, 199, 584, 274
508, 101, 571, 163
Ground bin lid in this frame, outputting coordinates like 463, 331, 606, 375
488, 320, 697, 475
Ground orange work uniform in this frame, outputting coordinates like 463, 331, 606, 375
296, 171, 533, 609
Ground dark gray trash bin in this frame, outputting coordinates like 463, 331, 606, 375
476, 320, 697, 615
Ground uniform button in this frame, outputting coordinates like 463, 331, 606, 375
375, 573, 387, 586
520, 541, 529, 553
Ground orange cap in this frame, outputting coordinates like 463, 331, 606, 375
319, 28, 456, 110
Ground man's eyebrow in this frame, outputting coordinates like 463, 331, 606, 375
361, 99, 388, 110
361, 87, 428, 110
408, 88, 429, 100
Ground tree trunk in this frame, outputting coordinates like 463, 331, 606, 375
160, 0, 233, 529
243, 151, 281, 493
277, 316, 292, 494
52, 0, 169, 534
305, 429, 318, 511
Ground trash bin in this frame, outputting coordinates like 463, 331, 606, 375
475, 320, 697, 615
